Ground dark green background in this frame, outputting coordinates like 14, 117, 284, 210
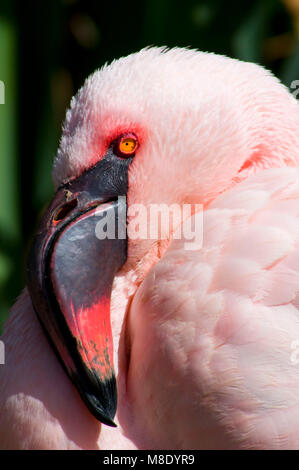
0, 0, 298, 330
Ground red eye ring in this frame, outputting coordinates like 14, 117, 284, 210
114, 133, 138, 158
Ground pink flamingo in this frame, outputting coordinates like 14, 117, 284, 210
0, 47, 299, 449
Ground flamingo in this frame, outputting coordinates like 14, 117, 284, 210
0, 47, 299, 450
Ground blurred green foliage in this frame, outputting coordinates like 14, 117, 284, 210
0, 0, 298, 331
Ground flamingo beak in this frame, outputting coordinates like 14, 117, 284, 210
26, 152, 132, 427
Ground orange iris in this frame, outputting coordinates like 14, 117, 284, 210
118, 135, 138, 156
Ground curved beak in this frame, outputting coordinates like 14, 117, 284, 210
27, 152, 132, 426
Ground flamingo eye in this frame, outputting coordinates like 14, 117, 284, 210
115, 133, 138, 157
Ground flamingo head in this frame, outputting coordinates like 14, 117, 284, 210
26, 47, 299, 426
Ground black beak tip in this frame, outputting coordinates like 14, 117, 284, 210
72, 370, 118, 427
85, 389, 118, 428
